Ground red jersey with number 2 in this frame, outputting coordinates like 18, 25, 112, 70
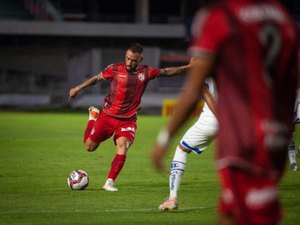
100, 63, 161, 118
189, 0, 298, 176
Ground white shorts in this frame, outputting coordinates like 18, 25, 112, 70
180, 113, 218, 154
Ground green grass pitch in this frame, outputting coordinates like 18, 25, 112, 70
0, 111, 299, 225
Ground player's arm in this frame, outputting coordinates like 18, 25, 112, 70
159, 57, 196, 77
69, 74, 104, 101
202, 84, 217, 117
151, 56, 215, 171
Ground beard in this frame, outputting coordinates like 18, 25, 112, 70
126, 65, 138, 72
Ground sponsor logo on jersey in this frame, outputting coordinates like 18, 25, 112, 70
121, 127, 135, 132
246, 187, 278, 209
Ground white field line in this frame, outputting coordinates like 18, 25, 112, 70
0, 206, 210, 214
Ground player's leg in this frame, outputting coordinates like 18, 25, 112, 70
102, 137, 131, 191
84, 139, 99, 152
158, 144, 190, 211
102, 117, 136, 191
84, 106, 100, 151
159, 114, 218, 211
288, 132, 297, 171
169, 145, 189, 200
84, 108, 116, 152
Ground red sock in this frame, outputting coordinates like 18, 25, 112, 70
84, 120, 95, 142
108, 154, 126, 181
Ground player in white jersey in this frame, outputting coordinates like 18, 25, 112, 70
159, 78, 218, 211
288, 88, 300, 171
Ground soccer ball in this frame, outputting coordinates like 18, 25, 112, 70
67, 170, 89, 190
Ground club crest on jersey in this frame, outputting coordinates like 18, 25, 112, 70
138, 73, 145, 81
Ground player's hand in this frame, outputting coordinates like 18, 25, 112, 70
151, 143, 169, 173
151, 128, 171, 172
69, 87, 79, 101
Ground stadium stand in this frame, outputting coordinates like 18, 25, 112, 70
0, 0, 34, 20
0, 0, 298, 112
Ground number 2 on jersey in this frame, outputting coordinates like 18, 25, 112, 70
259, 25, 281, 87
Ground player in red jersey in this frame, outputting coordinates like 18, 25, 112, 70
69, 43, 192, 191
151, 1, 299, 224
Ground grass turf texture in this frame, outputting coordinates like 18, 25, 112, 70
0, 111, 299, 225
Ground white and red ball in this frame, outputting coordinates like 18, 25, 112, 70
67, 170, 89, 190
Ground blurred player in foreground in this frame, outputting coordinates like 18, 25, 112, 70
159, 78, 218, 211
69, 43, 192, 191
288, 88, 300, 171
151, 1, 299, 224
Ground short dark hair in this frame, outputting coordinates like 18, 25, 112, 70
128, 43, 143, 54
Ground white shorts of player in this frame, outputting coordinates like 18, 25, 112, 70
180, 113, 218, 154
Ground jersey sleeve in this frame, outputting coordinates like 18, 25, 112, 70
100, 64, 114, 80
188, 7, 230, 57
147, 66, 161, 80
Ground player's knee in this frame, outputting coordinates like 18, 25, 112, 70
84, 140, 98, 152
179, 143, 192, 154
116, 138, 131, 154
117, 138, 130, 147
85, 146, 95, 152
84, 144, 95, 152
116, 141, 125, 150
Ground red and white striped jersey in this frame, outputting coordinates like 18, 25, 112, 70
100, 63, 161, 118
188, 0, 299, 176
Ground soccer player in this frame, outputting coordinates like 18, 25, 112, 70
69, 43, 192, 191
288, 88, 300, 171
151, 1, 298, 225
159, 78, 218, 211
